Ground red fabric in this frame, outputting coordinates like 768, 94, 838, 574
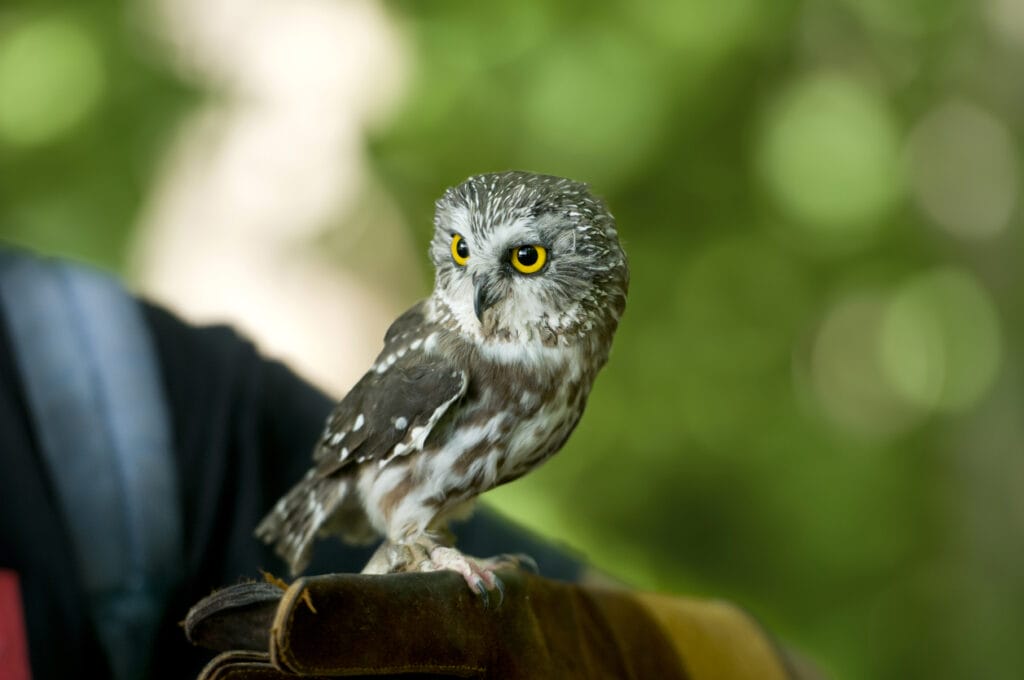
0, 570, 31, 680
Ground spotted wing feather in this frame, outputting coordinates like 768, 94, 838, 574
255, 303, 468, 574
313, 353, 467, 473
312, 302, 466, 471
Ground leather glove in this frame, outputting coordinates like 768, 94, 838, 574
184, 571, 811, 680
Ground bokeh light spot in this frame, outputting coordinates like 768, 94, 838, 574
757, 73, 902, 247
0, 16, 105, 147
987, 0, 1024, 48
906, 100, 1018, 240
880, 269, 1002, 413
809, 293, 920, 439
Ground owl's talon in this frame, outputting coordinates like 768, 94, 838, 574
411, 545, 507, 608
473, 573, 503, 610
493, 575, 505, 608
473, 578, 490, 609
504, 553, 538, 574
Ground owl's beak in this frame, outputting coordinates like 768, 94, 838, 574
473, 273, 501, 323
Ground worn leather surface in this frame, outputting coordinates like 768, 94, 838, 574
185, 581, 283, 653
187, 571, 797, 679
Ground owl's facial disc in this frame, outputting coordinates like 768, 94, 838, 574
431, 171, 628, 347
438, 214, 602, 342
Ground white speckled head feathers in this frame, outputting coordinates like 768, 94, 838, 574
429, 171, 628, 356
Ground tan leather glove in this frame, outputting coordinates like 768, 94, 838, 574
184, 571, 812, 680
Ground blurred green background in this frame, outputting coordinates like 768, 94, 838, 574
3, 1, 1023, 677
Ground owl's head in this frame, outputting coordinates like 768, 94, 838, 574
429, 171, 628, 353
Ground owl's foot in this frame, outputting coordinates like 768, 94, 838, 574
423, 545, 505, 609
364, 539, 506, 608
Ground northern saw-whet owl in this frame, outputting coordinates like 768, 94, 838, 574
256, 171, 628, 602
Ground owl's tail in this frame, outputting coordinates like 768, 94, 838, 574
255, 472, 368, 576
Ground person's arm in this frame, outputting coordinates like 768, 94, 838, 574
140, 303, 371, 677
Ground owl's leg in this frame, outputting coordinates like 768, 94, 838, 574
367, 488, 505, 605
361, 540, 403, 575
360, 537, 433, 576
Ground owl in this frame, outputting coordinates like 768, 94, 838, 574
256, 171, 628, 603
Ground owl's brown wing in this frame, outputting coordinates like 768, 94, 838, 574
256, 302, 466, 574
311, 302, 467, 475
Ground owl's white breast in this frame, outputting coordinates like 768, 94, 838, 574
475, 337, 581, 373
428, 292, 583, 372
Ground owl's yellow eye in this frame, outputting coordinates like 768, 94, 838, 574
511, 244, 547, 274
451, 234, 469, 266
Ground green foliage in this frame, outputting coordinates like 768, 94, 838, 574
0, 2, 196, 270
